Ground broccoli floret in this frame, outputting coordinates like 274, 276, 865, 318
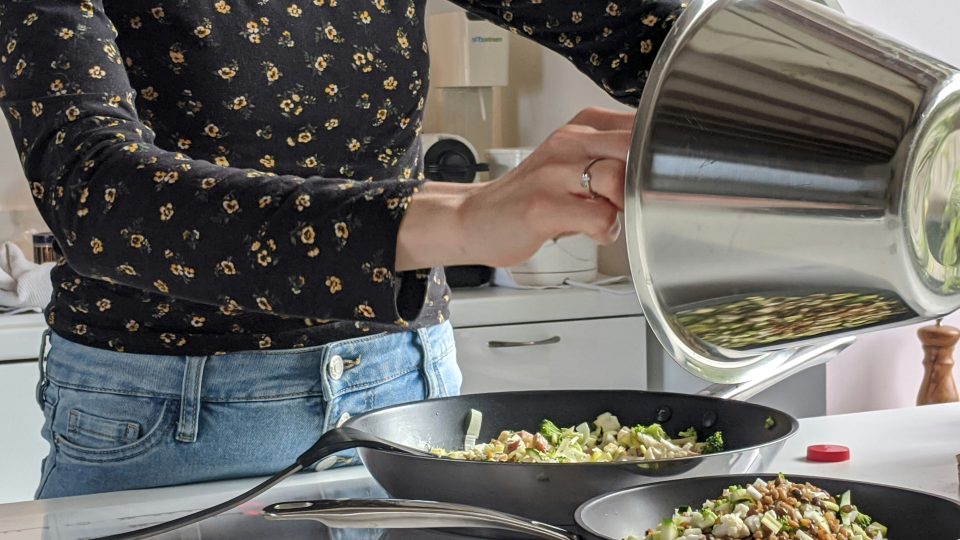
702, 431, 724, 453
855, 512, 873, 528
764, 416, 776, 430
540, 419, 562, 445
678, 426, 698, 439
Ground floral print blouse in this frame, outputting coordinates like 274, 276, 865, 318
0, 0, 684, 355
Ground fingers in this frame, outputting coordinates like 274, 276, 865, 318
580, 158, 625, 211
556, 197, 622, 246
569, 107, 637, 132
547, 127, 632, 163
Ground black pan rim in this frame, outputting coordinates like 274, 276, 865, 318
343, 389, 801, 468
573, 472, 960, 539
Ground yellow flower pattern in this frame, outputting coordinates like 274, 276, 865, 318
0, 0, 682, 354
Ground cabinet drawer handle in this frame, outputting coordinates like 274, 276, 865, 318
488, 336, 561, 348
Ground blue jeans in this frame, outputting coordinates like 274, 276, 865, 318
34, 322, 461, 499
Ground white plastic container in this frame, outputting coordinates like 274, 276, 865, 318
486, 147, 534, 180
507, 235, 598, 286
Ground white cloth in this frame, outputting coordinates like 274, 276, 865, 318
0, 242, 53, 312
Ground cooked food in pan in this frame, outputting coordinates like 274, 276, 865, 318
430, 412, 724, 463
632, 475, 889, 540
675, 292, 909, 350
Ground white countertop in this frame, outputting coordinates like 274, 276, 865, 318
0, 403, 956, 539
0, 284, 642, 363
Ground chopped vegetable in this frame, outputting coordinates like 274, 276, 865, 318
540, 419, 562, 445
464, 409, 482, 449
431, 412, 725, 464
635, 476, 890, 540
702, 431, 724, 454
675, 292, 908, 349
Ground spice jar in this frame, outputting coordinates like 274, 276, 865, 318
32, 233, 57, 264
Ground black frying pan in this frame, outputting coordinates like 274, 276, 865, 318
577, 475, 960, 539
95, 390, 797, 539
344, 390, 797, 525
263, 475, 960, 539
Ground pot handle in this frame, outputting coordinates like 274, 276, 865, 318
697, 337, 855, 401
295, 426, 434, 468
263, 499, 578, 540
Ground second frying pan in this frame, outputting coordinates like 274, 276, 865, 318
264, 474, 960, 539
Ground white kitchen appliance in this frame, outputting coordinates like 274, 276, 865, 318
425, 13, 509, 159
420, 133, 487, 184
504, 235, 599, 287
486, 147, 534, 180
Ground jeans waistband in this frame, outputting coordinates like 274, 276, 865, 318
44, 322, 455, 403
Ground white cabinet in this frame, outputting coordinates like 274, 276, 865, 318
454, 317, 646, 393
644, 327, 828, 419
0, 360, 46, 504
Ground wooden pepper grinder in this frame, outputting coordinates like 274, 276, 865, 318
917, 319, 960, 406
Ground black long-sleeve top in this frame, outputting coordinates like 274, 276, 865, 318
0, 0, 683, 355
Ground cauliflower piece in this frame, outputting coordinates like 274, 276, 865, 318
679, 528, 706, 540
733, 503, 751, 519
712, 514, 751, 539
687, 512, 713, 529
744, 514, 761, 533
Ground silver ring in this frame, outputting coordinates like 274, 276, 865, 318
580, 158, 605, 199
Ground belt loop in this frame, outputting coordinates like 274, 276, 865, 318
176, 355, 208, 443
35, 328, 52, 407
416, 327, 441, 399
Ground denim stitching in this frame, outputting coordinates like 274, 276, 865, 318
328, 365, 420, 398
46, 377, 182, 399
202, 392, 324, 403
176, 356, 206, 442
416, 327, 435, 399
55, 401, 175, 463
248, 331, 388, 356
67, 409, 139, 442
35, 385, 61, 499
47, 378, 324, 402
70, 424, 129, 441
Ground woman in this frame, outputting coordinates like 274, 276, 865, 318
0, 0, 683, 498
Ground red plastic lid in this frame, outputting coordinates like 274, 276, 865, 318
806, 444, 850, 462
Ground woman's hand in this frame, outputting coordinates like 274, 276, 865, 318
396, 107, 634, 271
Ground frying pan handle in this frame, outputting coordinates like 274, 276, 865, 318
295, 427, 433, 469
263, 499, 578, 540
697, 337, 855, 401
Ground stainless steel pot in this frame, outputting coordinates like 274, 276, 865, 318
628, 0, 960, 383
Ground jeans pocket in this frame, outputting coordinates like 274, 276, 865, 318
50, 386, 176, 464
66, 408, 141, 447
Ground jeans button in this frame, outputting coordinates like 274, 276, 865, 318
328, 355, 344, 380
